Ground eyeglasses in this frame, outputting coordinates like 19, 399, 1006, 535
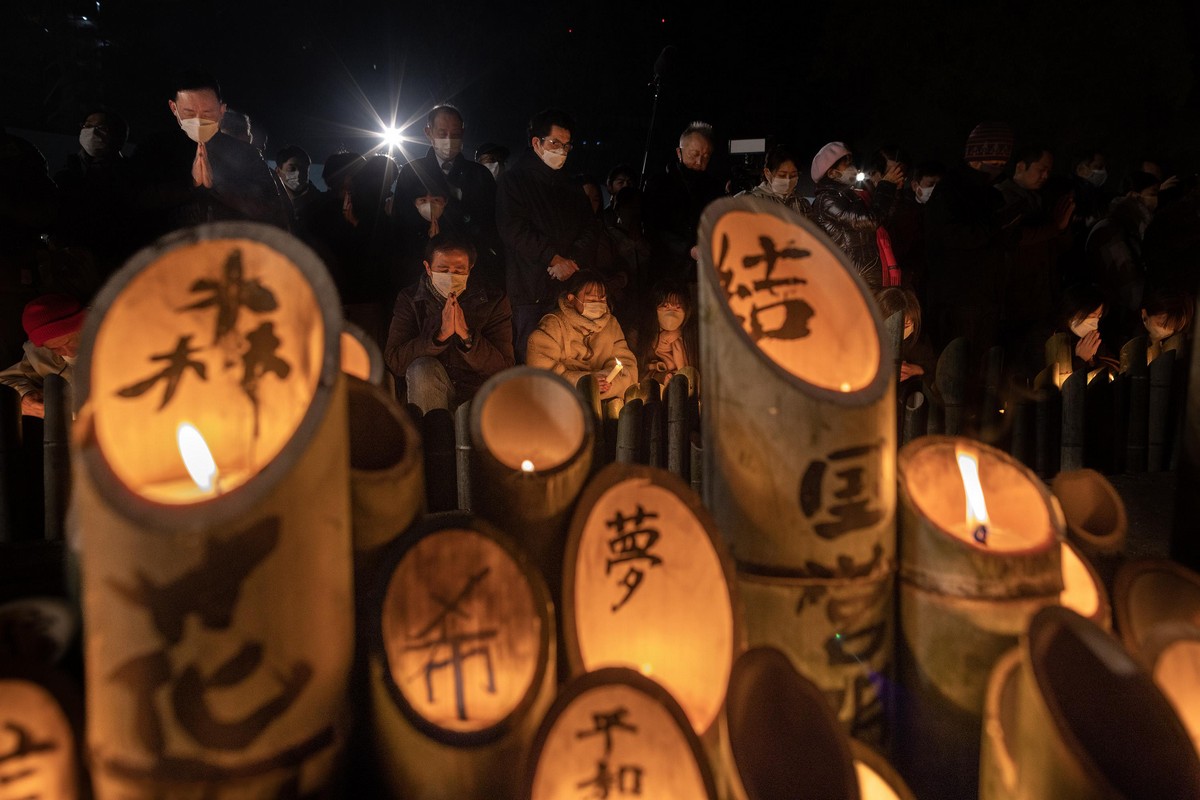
541, 137, 573, 153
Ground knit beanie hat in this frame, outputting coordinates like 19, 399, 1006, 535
811, 141, 852, 183
964, 122, 1014, 162
22, 294, 85, 346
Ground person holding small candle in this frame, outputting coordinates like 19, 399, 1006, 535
526, 269, 637, 399
0, 293, 86, 418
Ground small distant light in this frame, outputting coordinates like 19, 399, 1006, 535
81, 15, 89, 20
839, 382, 851, 393
855, 171, 866, 183
567, 27, 573, 33
661, 17, 666, 22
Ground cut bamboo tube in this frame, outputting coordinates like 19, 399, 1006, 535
615, 397, 643, 464
665, 370, 690, 478
981, 345, 1005, 441
1060, 369, 1086, 473
851, 739, 916, 800
340, 320, 385, 387
370, 513, 555, 800
422, 407, 456, 512
901, 387, 927, 446
562, 463, 740, 738
454, 400, 472, 511
1050, 469, 1127, 591
1174, 292, 1200, 570
689, 432, 703, 496
469, 367, 593, 604
1122, 335, 1150, 473
1149, 349, 1176, 472
936, 337, 968, 436
1113, 559, 1200, 661
0, 661, 86, 799
0, 384, 21, 542
979, 647, 1022, 800
1033, 366, 1061, 478
524, 667, 718, 800
72, 222, 352, 798
1141, 622, 1200, 757
1059, 538, 1111, 630
43, 372, 71, 542
1013, 606, 1200, 799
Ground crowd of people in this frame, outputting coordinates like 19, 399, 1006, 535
3, 67, 1199, 417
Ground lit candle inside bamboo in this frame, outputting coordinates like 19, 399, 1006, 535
72, 222, 353, 799
956, 446, 991, 545
605, 358, 624, 384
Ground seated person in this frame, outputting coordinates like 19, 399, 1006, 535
526, 269, 637, 399
634, 283, 697, 388
1059, 284, 1118, 373
1140, 283, 1193, 362
384, 235, 514, 413
0, 294, 86, 418
875, 287, 935, 383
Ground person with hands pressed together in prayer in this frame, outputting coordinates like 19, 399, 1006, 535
385, 235, 514, 413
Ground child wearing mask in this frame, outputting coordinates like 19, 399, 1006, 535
635, 284, 698, 389
526, 270, 637, 399
1059, 284, 1118, 373
875, 288, 935, 384
1140, 284, 1193, 363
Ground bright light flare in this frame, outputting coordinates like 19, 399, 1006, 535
380, 126, 402, 148
855, 171, 866, 183
178, 422, 219, 493
521, 459, 535, 473
955, 446, 990, 544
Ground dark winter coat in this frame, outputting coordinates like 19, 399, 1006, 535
810, 177, 898, 291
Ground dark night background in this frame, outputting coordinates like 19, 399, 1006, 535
4, 0, 1200, 185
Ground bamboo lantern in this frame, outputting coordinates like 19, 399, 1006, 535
0, 666, 85, 799
469, 366, 593, 603
346, 376, 424, 568
1032, 366, 1061, 478
340, 320, 385, 386
978, 647, 1022, 800
1059, 538, 1110, 629
71, 222, 353, 798
850, 740, 916, 800
1142, 623, 1200, 757
1148, 349, 1176, 471
562, 463, 740, 738
935, 337, 968, 436
524, 667, 718, 800
719, 647, 860, 800
455, 400, 472, 511
1050, 468, 1127, 590
1113, 559, 1200, 660
1121, 335, 1150, 473
1044, 331, 1073, 389
697, 196, 895, 741
895, 435, 1063, 798
1175, 294, 1200, 570
370, 513, 555, 799
1012, 606, 1200, 799
1060, 368, 1086, 472
43, 372, 72, 543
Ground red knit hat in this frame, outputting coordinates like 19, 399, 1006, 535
22, 294, 85, 347
964, 122, 1014, 162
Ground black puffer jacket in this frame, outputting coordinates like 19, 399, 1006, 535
810, 178, 898, 290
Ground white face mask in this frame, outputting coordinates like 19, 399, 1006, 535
581, 301, 608, 320
432, 137, 462, 161
915, 184, 936, 204
416, 199, 444, 222
485, 161, 502, 179
539, 148, 568, 170
657, 308, 685, 331
1087, 168, 1108, 187
281, 169, 302, 192
1070, 317, 1100, 337
178, 116, 219, 144
1144, 316, 1174, 344
79, 128, 109, 158
430, 271, 468, 297
836, 167, 858, 186
770, 175, 798, 196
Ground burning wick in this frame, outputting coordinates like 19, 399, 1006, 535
520, 459, 535, 474
605, 358, 623, 383
177, 422, 221, 495
839, 382, 852, 393
955, 446, 990, 546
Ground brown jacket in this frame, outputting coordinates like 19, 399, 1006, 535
526, 297, 637, 398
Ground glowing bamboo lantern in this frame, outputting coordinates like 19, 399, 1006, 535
719, 647, 860, 800
1148, 349, 1176, 471
563, 463, 739, 738
1141, 622, 1200, 757
1059, 538, 1110, 629
469, 366, 593, 603
1113, 559, 1200, 660
979, 647, 1022, 800
71, 222, 352, 798
1051, 468, 1127, 590
370, 513, 555, 799
895, 436, 1062, 799
524, 667, 717, 800
1012, 606, 1200, 799
851, 740, 917, 800
697, 196, 895, 741
1044, 331, 1073, 390
0, 667, 84, 799
340, 320, 385, 386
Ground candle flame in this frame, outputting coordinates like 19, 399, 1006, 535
839, 382, 851, 393
521, 459, 535, 473
955, 446, 990, 543
615, 358, 622, 367
177, 422, 218, 493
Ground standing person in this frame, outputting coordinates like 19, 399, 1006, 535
474, 142, 509, 181
274, 145, 322, 224
642, 121, 726, 285
394, 104, 502, 290
526, 269, 636, 400
495, 107, 599, 362
603, 163, 638, 225
52, 108, 138, 288
741, 145, 811, 218
384, 235, 513, 413
809, 141, 904, 291
130, 69, 290, 242
923, 121, 1019, 357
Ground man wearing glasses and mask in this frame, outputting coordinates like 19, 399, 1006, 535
495, 107, 600, 362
